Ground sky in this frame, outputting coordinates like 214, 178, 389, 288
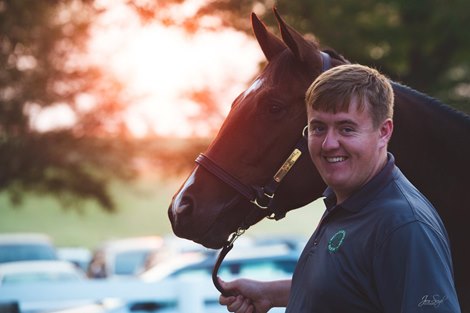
83, 0, 264, 137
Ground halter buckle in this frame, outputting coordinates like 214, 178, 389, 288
250, 191, 275, 210
250, 198, 268, 209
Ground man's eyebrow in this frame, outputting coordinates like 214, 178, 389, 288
308, 118, 359, 126
308, 119, 326, 128
309, 118, 324, 124
336, 119, 359, 126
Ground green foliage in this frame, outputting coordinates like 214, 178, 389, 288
198, 0, 470, 113
2, 0, 468, 214
0, 0, 139, 211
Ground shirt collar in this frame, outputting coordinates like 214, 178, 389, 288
323, 152, 396, 213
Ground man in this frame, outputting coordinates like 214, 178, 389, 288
219, 64, 460, 313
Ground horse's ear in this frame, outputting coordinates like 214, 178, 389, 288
274, 8, 319, 64
251, 12, 286, 62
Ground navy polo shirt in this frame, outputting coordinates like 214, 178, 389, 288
286, 153, 460, 313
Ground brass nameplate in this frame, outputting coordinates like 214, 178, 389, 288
273, 149, 302, 183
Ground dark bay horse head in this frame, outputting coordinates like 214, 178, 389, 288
168, 10, 345, 249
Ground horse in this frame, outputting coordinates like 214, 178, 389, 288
168, 9, 470, 311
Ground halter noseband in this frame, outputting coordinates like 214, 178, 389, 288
196, 127, 308, 220
195, 51, 332, 296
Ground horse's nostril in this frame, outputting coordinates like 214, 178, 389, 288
175, 196, 193, 216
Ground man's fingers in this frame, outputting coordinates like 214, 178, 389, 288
219, 295, 236, 306
226, 295, 246, 312
236, 297, 253, 313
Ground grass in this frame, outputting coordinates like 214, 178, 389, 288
0, 176, 325, 250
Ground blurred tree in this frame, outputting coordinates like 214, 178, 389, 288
196, 0, 470, 113
0, 0, 139, 211
7, 0, 465, 213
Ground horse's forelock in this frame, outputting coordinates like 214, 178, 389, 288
262, 50, 309, 86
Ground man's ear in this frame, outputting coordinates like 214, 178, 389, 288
379, 118, 393, 147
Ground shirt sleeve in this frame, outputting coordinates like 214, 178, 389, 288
372, 221, 461, 313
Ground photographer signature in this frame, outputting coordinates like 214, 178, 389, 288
418, 295, 448, 308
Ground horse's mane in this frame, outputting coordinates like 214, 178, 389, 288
391, 81, 470, 123
262, 45, 468, 124
324, 47, 469, 123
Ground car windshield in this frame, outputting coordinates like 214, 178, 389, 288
114, 250, 150, 275
0, 244, 57, 263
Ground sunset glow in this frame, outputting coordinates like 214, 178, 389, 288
87, 0, 263, 137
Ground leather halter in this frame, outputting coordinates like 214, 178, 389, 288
196, 128, 308, 221
195, 51, 332, 296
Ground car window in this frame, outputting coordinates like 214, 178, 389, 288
0, 244, 57, 263
114, 250, 151, 275
2, 272, 81, 285
173, 268, 211, 280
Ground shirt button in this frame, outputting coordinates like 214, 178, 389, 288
313, 240, 318, 246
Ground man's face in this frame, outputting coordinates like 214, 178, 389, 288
307, 98, 392, 203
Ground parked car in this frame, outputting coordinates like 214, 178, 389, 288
44, 244, 296, 313
57, 247, 92, 272
0, 233, 57, 264
140, 243, 300, 283
88, 236, 164, 279
13, 243, 298, 313
0, 260, 85, 285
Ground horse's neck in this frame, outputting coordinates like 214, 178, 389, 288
390, 82, 469, 205
392, 82, 469, 149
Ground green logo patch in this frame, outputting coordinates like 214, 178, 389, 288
328, 230, 346, 252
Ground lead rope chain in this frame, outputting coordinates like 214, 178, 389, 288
212, 228, 245, 296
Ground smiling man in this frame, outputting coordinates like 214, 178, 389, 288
296, 64, 461, 312
306, 65, 394, 204
218, 64, 460, 313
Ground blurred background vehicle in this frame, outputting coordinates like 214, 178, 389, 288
0, 236, 303, 313
87, 236, 164, 279
57, 247, 92, 272
107, 241, 301, 313
140, 241, 301, 283
0, 260, 85, 285
0, 233, 58, 264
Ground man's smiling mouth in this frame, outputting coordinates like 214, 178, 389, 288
326, 156, 347, 163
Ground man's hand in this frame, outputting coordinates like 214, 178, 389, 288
218, 278, 291, 313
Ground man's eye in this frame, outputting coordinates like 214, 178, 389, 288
309, 125, 325, 134
342, 127, 354, 134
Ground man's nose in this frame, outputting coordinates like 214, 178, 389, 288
322, 130, 340, 150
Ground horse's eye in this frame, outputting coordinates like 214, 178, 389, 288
269, 102, 286, 114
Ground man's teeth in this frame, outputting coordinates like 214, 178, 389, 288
326, 156, 346, 163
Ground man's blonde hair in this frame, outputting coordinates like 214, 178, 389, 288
305, 64, 394, 128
